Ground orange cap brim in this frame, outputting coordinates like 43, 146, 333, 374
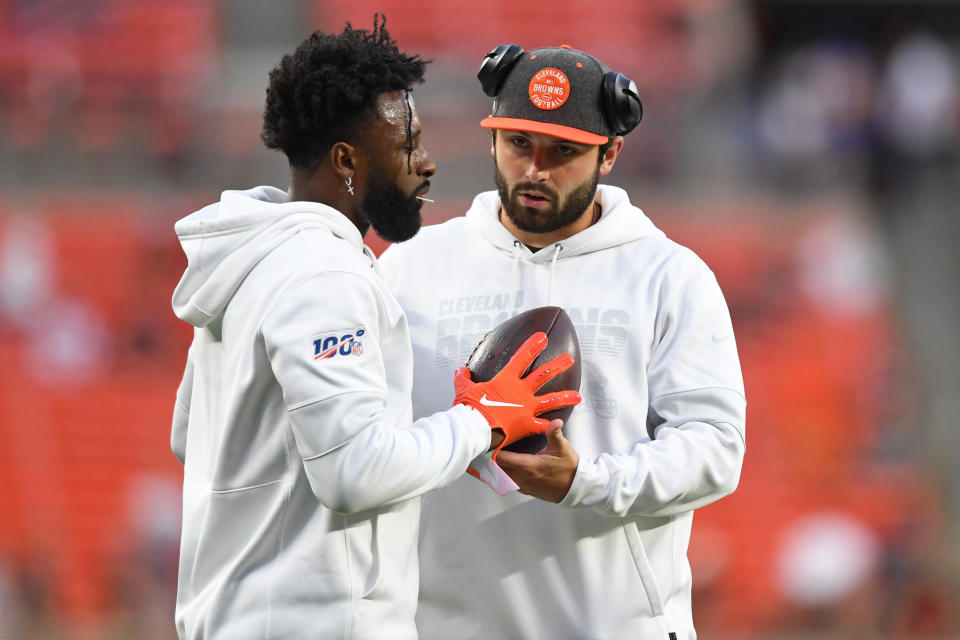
480, 116, 609, 145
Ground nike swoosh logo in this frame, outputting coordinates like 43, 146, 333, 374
479, 394, 523, 408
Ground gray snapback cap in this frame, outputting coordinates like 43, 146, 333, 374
481, 45, 613, 144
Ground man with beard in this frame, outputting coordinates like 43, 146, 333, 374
379, 45, 746, 640
169, 22, 580, 640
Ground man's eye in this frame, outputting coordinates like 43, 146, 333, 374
511, 137, 529, 147
557, 145, 575, 155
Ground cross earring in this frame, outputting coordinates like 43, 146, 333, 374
345, 176, 354, 196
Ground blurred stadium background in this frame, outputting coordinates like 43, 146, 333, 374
1, 0, 959, 638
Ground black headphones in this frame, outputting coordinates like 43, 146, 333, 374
477, 44, 643, 136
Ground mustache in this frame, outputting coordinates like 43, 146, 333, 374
512, 182, 557, 200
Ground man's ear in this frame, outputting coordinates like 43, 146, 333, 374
490, 130, 497, 158
331, 141, 357, 181
598, 136, 624, 177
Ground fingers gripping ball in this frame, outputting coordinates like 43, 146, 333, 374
461, 306, 583, 454
454, 331, 580, 459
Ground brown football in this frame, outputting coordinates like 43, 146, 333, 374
464, 306, 581, 454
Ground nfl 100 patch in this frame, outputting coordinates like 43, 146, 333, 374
313, 327, 366, 360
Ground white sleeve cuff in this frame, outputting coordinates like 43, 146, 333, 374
559, 454, 613, 509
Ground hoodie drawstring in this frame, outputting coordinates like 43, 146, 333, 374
510, 240, 523, 312
363, 244, 380, 274
546, 242, 563, 305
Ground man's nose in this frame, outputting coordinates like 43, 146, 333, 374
522, 147, 549, 182
418, 148, 437, 178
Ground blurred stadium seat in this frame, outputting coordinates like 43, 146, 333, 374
0, 0, 217, 154
0, 197, 939, 634
1, 1, 958, 638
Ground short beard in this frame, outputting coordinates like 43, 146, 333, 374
495, 162, 600, 234
362, 170, 424, 243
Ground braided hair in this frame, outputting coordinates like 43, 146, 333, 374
261, 15, 428, 171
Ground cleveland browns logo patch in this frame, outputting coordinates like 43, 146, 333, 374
528, 67, 570, 110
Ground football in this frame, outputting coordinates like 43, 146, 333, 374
465, 306, 581, 454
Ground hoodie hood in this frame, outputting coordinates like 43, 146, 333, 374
172, 185, 365, 328
464, 184, 664, 261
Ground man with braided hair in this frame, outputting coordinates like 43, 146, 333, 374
169, 19, 579, 639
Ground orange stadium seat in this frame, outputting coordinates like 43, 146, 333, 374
312, 0, 688, 86
0, 369, 186, 620
0, 200, 942, 633
0, 0, 217, 152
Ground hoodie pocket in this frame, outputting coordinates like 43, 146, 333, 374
623, 521, 674, 638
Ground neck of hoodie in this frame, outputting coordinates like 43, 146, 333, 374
465, 185, 664, 262
464, 185, 665, 310
498, 199, 601, 249
287, 163, 368, 238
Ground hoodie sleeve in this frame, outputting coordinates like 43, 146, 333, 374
171, 345, 194, 465
561, 262, 746, 518
260, 271, 491, 514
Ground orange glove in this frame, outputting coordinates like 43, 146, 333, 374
453, 332, 581, 460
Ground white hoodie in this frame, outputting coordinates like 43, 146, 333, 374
170, 186, 491, 640
379, 186, 746, 640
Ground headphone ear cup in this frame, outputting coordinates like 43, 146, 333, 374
478, 44, 525, 97
602, 72, 643, 135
